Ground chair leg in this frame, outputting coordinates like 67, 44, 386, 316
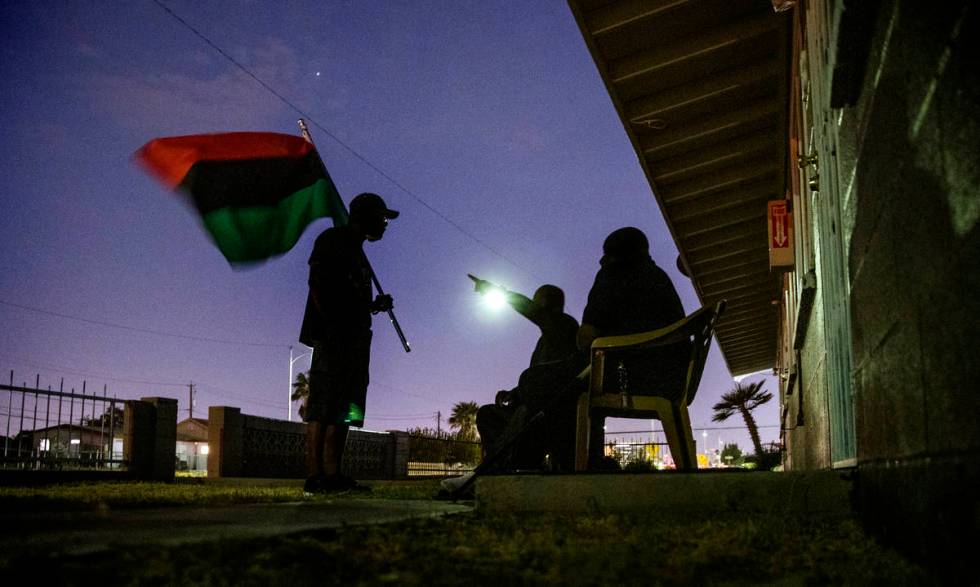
677, 404, 696, 469
659, 409, 687, 470
575, 392, 590, 471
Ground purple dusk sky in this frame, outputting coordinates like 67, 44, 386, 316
0, 1, 779, 453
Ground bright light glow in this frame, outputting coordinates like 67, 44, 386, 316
39, 439, 50, 451
200, 444, 209, 455
70, 439, 80, 445
483, 288, 507, 310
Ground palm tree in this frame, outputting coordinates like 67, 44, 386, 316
291, 371, 311, 420
712, 380, 773, 456
448, 401, 480, 441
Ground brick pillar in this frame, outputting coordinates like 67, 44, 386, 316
123, 397, 177, 481
208, 406, 242, 478
145, 397, 177, 481
389, 431, 411, 479
124, 400, 152, 479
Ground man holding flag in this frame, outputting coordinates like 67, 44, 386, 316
136, 131, 401, 492
299, 192, 398, 493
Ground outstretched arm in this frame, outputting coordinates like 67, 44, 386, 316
469, 274, 541, 324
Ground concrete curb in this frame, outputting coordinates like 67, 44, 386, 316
476, 471, 854, 517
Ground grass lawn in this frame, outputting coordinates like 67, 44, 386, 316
3, 511, 937, 586
0, 478, 442, 510
1, 478, 938, 586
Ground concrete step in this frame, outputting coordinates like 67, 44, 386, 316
475, 470, 854, 517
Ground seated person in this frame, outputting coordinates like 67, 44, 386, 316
578, 227, 689, 468
472, 280, 584, 471
469, 277, 580, 369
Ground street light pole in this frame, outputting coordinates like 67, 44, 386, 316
288, 345, 312, 422
701, 430, 708, 464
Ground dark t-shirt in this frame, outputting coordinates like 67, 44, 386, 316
582, 257, 688, 397
508, 295, 581, 367
299, 226, 373, 345
529, 311, 581, 367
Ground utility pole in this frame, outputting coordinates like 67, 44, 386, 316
436, 410, 441, 435
187, 383, 196, 419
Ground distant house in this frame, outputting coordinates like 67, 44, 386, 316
176, 417, 208, 472
12, 424, 123, 463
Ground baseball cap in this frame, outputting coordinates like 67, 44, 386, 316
349, 192, 399, 220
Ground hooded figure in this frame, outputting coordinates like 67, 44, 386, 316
580, 227, 685, 347
578, 227, 688, 466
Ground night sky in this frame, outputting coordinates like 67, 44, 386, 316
0, 1, 779, 454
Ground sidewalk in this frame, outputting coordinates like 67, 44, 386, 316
1, 498, 472, 556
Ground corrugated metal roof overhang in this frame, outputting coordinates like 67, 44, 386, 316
568, 0, 791, 376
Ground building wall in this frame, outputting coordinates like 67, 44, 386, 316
783, 283, 832, 471
840, 0, 979, 461
787, 0, 979, 574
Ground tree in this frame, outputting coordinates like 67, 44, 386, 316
712, 380, 773, 456
291, 371, 310, 420
82, 405, 125, 428
448, 401, 479, 441
721, 442, 744, 466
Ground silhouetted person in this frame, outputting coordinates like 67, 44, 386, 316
578, 226, 687, 467
298, 193, 397, 494
472, 280, 583, 471
469, 277, 580, 370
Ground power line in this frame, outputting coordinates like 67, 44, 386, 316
368, 414, 438, 421
370, 380, 444, 403
2, 357, 178, 387
0, 355, 188, 388
149, 0, 541, 281
0, 299, 286, 348
192, 382, 285, 410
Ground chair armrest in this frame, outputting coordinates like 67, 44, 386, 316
590, 306, 711, 352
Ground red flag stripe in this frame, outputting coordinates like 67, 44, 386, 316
135, 132, 315, 188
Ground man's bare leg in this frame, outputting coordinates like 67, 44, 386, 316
307, 421, 327, 478
322, 423, 349, 476
307, 422, 349, 475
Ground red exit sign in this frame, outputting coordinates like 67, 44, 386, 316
768, 200, 793, 269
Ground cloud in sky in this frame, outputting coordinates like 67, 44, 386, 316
80, 37, 321, 134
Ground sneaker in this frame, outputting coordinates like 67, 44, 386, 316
439, 472, 474, 493
303, 474, 326, 496
438, 472, 475, 500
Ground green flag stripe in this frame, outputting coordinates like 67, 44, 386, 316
201, 178, 347, 264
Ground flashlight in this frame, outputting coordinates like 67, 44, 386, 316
468, 273, 509, 311
483, 287, 508, 310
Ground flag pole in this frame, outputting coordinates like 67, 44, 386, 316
297, 119, 411, 353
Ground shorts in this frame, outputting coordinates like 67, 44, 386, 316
304, 329, 372, 427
